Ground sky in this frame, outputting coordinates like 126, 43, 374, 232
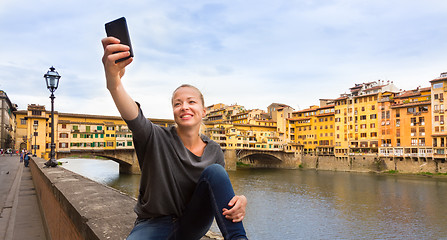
1, 0, 447, 119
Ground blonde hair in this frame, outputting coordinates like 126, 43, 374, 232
171, 84, 205, 108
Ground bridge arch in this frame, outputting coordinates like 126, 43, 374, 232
240, 153, 282, 164
236, 150, 286, 168
57, 149, 140, 174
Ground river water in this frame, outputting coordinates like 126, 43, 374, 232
61, 158, 447, 240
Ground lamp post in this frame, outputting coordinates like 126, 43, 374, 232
33, 123, 38, 157
44, 66, 61, 167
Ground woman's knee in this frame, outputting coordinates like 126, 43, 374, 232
202, 164, 227, 179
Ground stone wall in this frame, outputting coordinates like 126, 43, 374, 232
30, 157, 136, 240
303, 154, 447, 174
224, 149, 237, 171
317, 156, 352, 172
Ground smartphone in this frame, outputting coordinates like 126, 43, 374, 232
105, 17, 134, 63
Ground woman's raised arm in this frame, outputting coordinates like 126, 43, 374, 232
101, 37, 138, 120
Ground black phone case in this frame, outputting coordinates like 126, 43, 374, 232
105, 17, 134, 62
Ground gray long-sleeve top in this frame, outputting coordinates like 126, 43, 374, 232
125, 106, 225, 219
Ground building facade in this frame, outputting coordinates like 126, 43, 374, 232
14, 104, 174, 159
431, 72, 447, 161
0, 90, 17, 150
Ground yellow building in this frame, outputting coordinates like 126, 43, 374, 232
334, 81, 400, 158
205, 103, 245, 123
267, 103, 294, 144
204, 122, 280, 150
290, 104, 334, 155
315, 104, 335, 155
14, 104, 174, 159
15, 105, 49, 158
291, 106, 319, 154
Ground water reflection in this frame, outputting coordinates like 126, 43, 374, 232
62, 159, 447, 240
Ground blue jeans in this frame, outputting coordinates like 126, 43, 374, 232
127, 164, 247, 240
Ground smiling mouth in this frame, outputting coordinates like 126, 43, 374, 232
180, 114, 193, 119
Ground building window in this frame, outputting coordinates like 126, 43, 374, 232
419, 127, 425, 136
21, 118, 26, 125
59, 143, 68, 148
32, 110, 42, 116
433, 83, 443, 89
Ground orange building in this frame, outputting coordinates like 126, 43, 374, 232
430, 72, 447, 160
379, 87, 432, 159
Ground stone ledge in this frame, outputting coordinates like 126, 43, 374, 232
30, 157, 223, 240
31, 157, 136, 240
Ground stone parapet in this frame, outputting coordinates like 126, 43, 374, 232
30, 157, 137, 240
29, 157, 222, 240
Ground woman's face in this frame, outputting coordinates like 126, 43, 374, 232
172, 86, 206, 128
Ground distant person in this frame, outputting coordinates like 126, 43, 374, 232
20, 150, 24, 162
24, 151, 30, 167
102, 37, 248, 240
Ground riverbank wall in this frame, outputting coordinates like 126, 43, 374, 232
29, 157, 137, 239
300, 155, 447, 174
28, 157, 222, 240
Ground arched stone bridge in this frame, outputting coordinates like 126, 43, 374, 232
225, 149, 301, 169
57, 148, 301, 174
57, 149, 140, 174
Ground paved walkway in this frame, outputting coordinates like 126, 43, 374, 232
0, 155, 47, 240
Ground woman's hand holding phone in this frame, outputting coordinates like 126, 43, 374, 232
101, 37, 133, 91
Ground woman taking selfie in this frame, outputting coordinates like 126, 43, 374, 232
101, 36, 248, 240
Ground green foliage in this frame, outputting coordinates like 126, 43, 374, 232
236, 161, 250, 167
299, 164, 303, 168
384, 170, 398, 174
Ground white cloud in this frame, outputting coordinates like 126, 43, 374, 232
1, 0, 447, 119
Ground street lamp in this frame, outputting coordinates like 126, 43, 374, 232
33, 123, 38, 157
44, 66, 61, 167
